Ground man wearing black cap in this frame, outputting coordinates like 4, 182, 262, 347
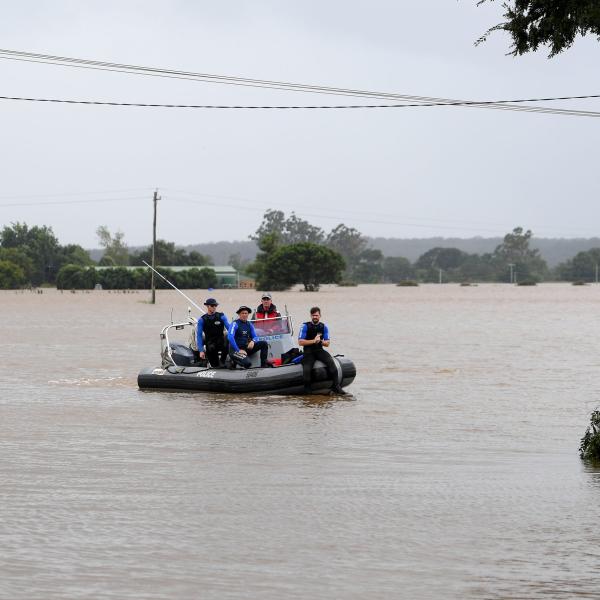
196, 298, 231, 368
227, 305, 269, 368
253, 292, 281, 320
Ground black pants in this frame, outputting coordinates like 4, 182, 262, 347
302, 348, 340, 389
205, 337, 228, 368
230, 341, 269, 368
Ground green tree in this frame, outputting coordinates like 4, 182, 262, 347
414, 247, 470, 282
251, 209, 324, 245
457, 253, 497, 282
283, 213, 325, 244
325, 224, 368, 278
98, 266, 137, 289
59, 244, 94, 268
415, 247, 468, 271
0, 247, 34, 281
555, 248, 600, 281
246, 232, 284, 285
228, 251, 243, 271
188, 250, 212, 266
251, 209, 286, 245
260, 243, 345, 291
130, 240, 212, 266
56, 265, 97, 290
98, 254, 117, 267
383, 256, 414, 282
492, 227, 548, 282
477, 0, 600, 57
353, 248, 384, 283
96, 226, 129, 266
0, 259, 26, 288
0, 222, 62, 284
176, 267, 217, 289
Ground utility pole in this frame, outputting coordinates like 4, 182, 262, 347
151, 189, 159, 304
438, 268, 443, 284
508, 263, 515, 284
595, 263, 598, 284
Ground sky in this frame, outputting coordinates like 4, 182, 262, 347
1, 0, 600, 248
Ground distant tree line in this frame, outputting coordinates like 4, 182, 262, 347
3, 219, 600, 290
179, 236, 600, 269
56, 265, 216, 291
247, 215, 600, 287
246, 213, 551, 287
95, 226, 212, 267
0, 222, 93, 288
0, 222, 215, 290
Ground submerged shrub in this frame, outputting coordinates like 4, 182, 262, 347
579, 411, 600, 461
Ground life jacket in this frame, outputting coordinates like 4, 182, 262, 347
255, 303, 280, 319
201, 312, 226, 341
233, 319, 254, 349
302, 321, 325, 352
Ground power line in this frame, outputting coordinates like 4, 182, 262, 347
168, 196, 508, 234
1, 94, 600, 117
0, 188, 514, 232
3, 190, 597, 237
0, 48, 598, 117
0, 195, 149, 208
163, 187, 528, 230
166, 196, 597, 237
0, 187, 152, 200
0, 183, 565, 233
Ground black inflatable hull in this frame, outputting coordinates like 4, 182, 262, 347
138, 356, 356, 395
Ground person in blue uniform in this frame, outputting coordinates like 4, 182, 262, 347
298, 307, 345, 395
196, 297, 230, 368
227, 305, 269, 368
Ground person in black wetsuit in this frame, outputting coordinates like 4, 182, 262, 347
196, 298, 231, 368
298, 306, 345, 395
227, 305, 269, 368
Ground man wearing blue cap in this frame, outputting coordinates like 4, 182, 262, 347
196, 298, 231, 368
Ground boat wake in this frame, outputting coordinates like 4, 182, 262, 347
48, 376, 128, 387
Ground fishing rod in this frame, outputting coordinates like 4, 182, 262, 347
142, 260, 205, 314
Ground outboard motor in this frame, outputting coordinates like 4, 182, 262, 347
162, 342, 198, 368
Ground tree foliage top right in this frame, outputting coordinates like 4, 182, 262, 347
478, 0, 600, 56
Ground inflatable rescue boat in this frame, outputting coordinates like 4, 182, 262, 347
138, 315, 356, 395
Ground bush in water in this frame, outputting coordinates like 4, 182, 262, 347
579, 411, 600, 461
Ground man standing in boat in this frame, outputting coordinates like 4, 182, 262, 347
298, 307, 345, 395
253, 292, 281, 320
196, 298, 231, 368
228, 305, 270, 368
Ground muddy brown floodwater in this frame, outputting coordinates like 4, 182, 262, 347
2, 284, 600, 599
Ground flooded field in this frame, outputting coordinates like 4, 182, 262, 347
2, 284, 600, 599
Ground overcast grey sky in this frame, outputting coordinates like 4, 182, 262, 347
1, 1, 599, 248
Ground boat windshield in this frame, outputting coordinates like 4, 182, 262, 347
251, 316, 291, 336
